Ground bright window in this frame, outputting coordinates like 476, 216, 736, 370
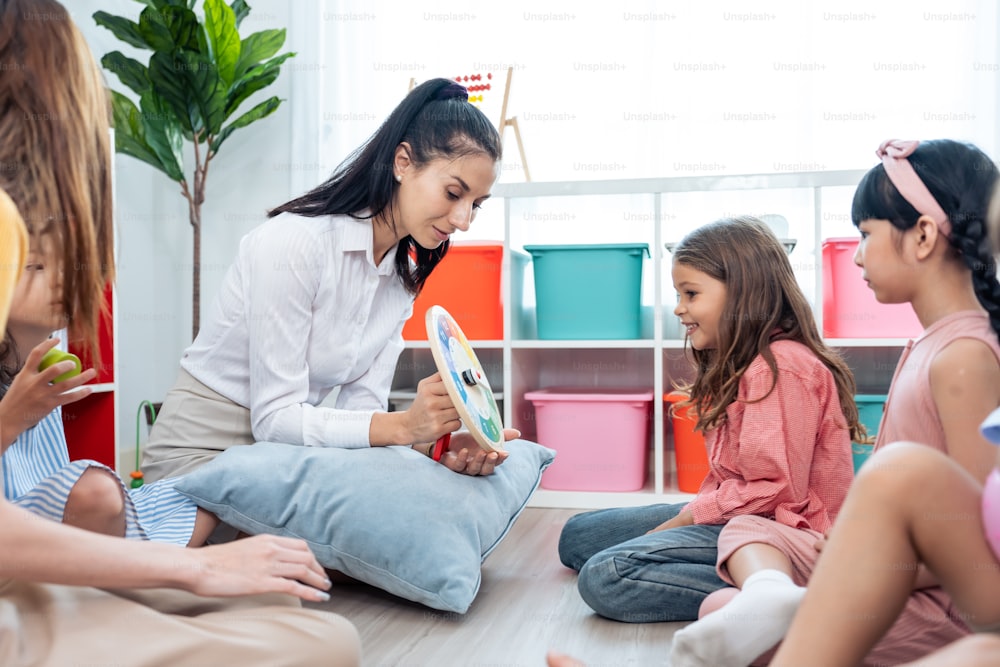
313, 0, 999, 183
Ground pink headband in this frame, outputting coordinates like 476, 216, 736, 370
876, 139, 952, 237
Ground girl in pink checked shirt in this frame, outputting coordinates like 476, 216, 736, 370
672, 139, 1000, 667
556, 216, 863, 624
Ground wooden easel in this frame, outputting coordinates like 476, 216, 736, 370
409, 68, 531, 181
495, 68, 531, 182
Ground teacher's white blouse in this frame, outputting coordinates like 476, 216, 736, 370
181, 212, 414, 448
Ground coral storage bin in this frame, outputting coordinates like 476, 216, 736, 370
403, 242, 506, 340
822, 238, 922, 338
524, 243, 649, 340
852, 393, 887, 473
664, 392, 710, 493
525, 388, 653, 491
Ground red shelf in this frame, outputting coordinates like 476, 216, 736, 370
69, 283, 115, 384
64, 282, 116, 468
63, 391, 116, 468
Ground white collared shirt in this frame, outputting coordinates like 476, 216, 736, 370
181, 212, 414, 448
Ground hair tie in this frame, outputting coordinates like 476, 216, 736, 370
434, 81, 469, 102
876, 139, 952, 237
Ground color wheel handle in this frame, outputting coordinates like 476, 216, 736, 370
432, 433, 450, 462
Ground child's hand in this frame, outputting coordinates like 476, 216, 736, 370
0, 338, 97, 447
647, 508, 694, 533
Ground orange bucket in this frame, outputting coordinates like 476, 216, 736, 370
665, 391, 710, 493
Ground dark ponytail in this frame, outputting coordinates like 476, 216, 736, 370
268, 78, 502, 294
851, 139, 1000, 339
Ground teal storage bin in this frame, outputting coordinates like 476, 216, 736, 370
852, 393, 887, 473
524, 243, 649, 340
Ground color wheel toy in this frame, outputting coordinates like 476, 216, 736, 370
426, 305, 505, 459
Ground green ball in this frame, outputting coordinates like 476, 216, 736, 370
38, 348, 82, 383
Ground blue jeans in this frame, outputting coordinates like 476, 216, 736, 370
558, 502, 727, 622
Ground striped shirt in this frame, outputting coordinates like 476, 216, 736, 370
2, 407, 197, 545
179, 212, 414, 448
686, 339, 854, 533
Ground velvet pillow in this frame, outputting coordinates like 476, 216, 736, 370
174, 439, 555, 613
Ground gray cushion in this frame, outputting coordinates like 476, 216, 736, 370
174, 439, 555, 613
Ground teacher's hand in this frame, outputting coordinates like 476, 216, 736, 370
439, 428, 518, 476
402, 372, 461, 444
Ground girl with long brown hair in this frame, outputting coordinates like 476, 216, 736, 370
0, 1, 359, 664
558, 216, 860, 628
0, 0, 223, 547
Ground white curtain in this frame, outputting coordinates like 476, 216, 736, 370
306, 0, 999, 186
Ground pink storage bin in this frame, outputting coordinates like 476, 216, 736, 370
524, 387, 653, 492
822, 238, 923, 338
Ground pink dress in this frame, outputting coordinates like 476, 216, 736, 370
717, 310, 1000, 666
685, 339, 853, 532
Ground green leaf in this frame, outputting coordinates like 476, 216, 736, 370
148, 52, 193, 132
150, 51, 226, 137
196, 19, 211, 57
133, 0, 192, 7
234, 28, 285, 80
109, 91, 168, 174
160, 5, 201, 52
211, 95, 281, 153
139, 91, 185, 181
110, 90, 145, 142
101, 51, 150, 97
225, 52, 294, 117
93, 11, 150, 50
230, 0, 250, 29
137, 6, 175, 51
180, 51, 227, 136
118, 133, 171, 174
204, 0, 241, 85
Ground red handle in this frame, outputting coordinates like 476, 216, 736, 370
432, 433, 450, 462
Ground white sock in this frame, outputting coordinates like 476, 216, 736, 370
669, 569, 805, 667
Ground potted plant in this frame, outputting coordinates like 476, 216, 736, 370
94, 0, 295, 338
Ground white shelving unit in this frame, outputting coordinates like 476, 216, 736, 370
393, 170, 908, 509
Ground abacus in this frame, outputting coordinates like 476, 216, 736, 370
455, 72, 491, 105
409, 67, 531, 181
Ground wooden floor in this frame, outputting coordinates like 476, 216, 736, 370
309, 507, 685, 667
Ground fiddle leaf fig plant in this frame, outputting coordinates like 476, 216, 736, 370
95, 0, 295, 338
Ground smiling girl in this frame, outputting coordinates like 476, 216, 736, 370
143, 78, 517, 487
557, 216, 861, 624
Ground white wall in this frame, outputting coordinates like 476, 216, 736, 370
74, 0, 1000, 464
75, 0, 319, 462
